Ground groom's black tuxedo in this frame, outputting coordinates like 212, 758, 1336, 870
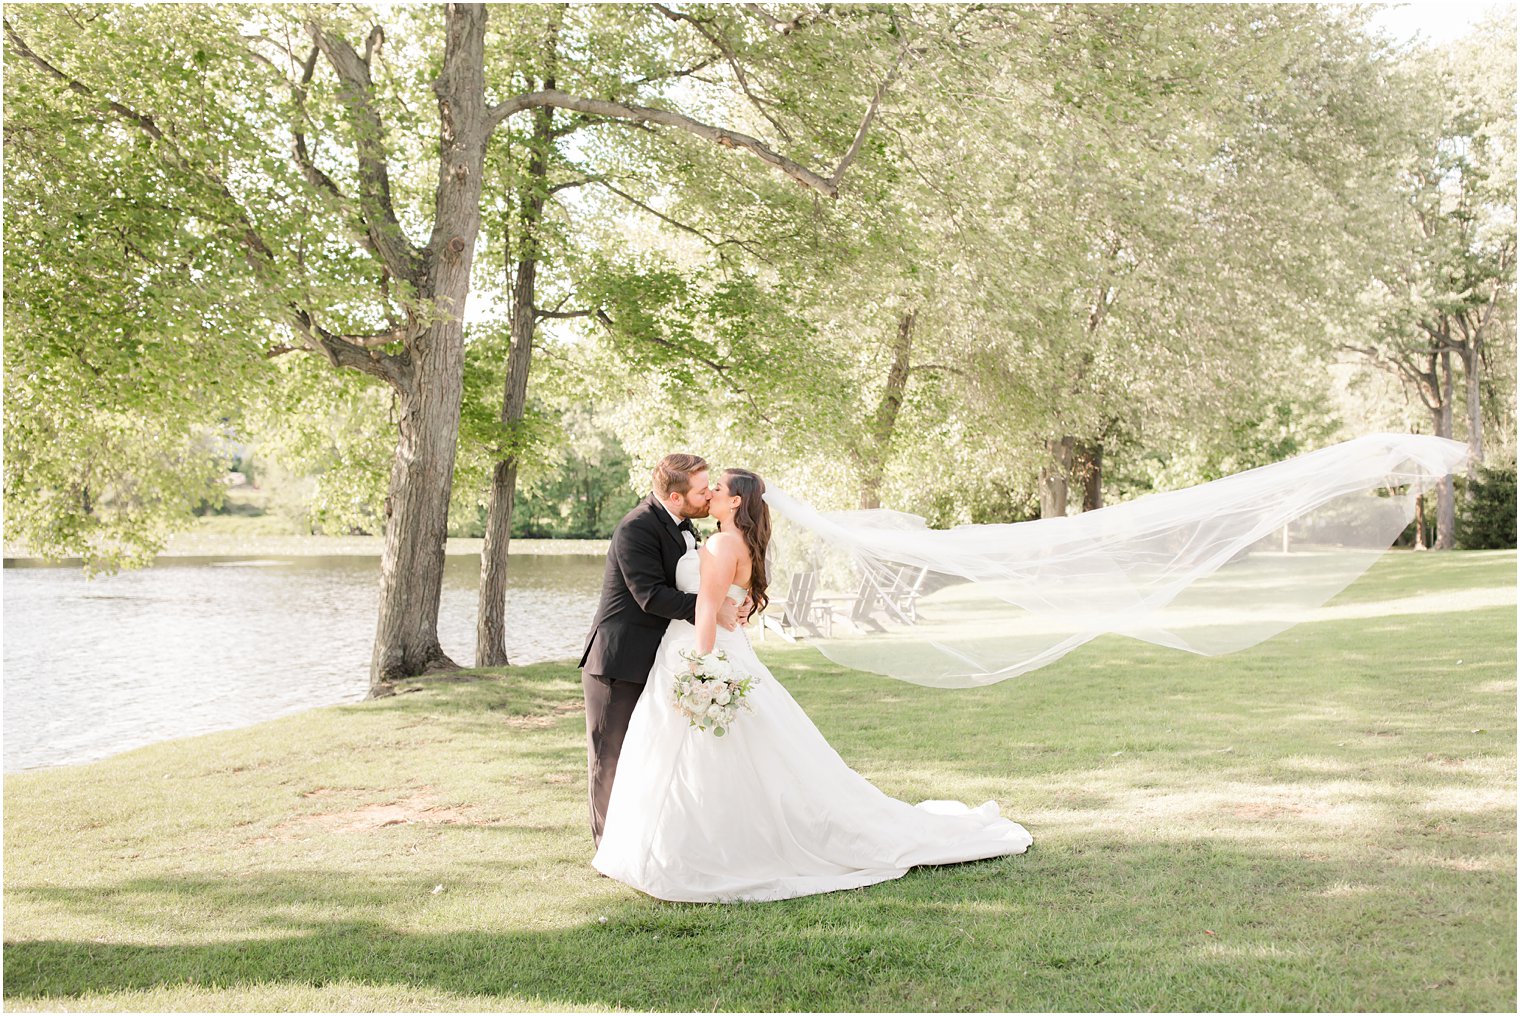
580, 493, 699, 846
579, 494, 699, 683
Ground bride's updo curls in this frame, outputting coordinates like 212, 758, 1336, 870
720, 468, 771, 617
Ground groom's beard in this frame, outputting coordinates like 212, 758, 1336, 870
680, 499, 712, 520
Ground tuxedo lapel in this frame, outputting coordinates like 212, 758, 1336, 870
647, 494, 687, 552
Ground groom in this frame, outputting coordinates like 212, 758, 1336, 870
579, 453, 743, 846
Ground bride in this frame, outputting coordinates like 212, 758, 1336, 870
591, 467, 1033, 904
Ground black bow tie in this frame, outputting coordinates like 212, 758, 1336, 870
677, 518, 695, 535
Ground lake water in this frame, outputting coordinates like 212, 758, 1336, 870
2, 552, 606, 773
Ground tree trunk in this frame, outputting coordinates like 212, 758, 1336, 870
1039, 436, 1075, 519
477, 15, 561, 668
1414, 491, 1428, 550
1073, 440, 1103, 512
369, 5, 489, 694
857, 310, 915, 510
1464, 343, 1484, 486
1436, 349, 1456, 549
477, 257, 538, 666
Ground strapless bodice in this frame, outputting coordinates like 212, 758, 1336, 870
675, 548, 748, 603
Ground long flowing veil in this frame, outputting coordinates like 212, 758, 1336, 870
757, 433, 1469, 687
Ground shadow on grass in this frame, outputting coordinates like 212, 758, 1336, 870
6, 837, 1514, 1012
341, 664, 585, 720
6, 557, 1514, 1010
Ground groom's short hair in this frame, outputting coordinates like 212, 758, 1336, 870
653, 453, 708, 499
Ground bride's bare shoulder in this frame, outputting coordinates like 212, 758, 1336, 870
703, 531, 743, 558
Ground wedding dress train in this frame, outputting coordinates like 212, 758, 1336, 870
591, 549, 1032, 903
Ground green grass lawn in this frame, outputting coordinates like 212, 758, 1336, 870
4, 551, 1514, 1012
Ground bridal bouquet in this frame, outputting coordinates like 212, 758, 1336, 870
673, 648, 756, 737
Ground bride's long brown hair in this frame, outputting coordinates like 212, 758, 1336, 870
719, 468, 770, 616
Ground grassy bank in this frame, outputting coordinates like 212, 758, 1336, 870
4, 551, 1514, 1012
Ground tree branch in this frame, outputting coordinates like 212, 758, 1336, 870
651, 2, 793, 143
9, 19, 415, 392
741, 3, 830, 35
1339, 341, 1441, 410
592, 310, 774, 423
829, 37, 913, 190
628, 55, 722, 87
287, 306, 413, 393
306, 19, 422, 283
288, 44, 349, 203
590, 178, 772, 261
594, 308, 731, 375
551, 114, 658, 140
4, 19, 166, 141
5, 18, 278, 274
486, 89, 840, 197
235, 36, 393, 270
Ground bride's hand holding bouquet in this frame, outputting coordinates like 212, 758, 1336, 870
674, 647, 755, 736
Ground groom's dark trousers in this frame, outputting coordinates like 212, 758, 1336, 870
579, 495, 697, 846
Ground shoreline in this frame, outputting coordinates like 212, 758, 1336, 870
3, 533, 611, 562
3, 663, 582, 778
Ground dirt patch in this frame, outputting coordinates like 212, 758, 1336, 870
1434, 855, 1503, 872
502, 700, 584, 730
372, 673, 506, 697
1227, 802, 1310, 820
250, 786, 495, 843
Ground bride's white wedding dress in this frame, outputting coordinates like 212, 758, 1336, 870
591, 548, 1033, 903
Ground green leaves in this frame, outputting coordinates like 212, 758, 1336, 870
5, 1, 1511, 565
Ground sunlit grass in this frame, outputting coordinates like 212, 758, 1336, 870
4, 550, 1514, 1011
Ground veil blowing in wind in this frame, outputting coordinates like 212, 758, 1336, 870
758, 433, 1470, 688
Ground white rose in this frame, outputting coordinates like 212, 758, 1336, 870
715, 689, 731, 705
706, 703, 723, 718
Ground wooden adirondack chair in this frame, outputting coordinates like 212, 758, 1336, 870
761, 570, 833, 642
765, 563, 931, 641
825, 562, 929, 632
878, 562, 929, 623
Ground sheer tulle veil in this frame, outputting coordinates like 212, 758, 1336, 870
756, 433, 1469, 688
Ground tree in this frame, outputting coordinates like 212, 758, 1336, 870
1346, 12, 1516, 548
6, 3, 492, 681
639, 5, 1413, 519
5, 3, 897, 691
465, 3, 909, 666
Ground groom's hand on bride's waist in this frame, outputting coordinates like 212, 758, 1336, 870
718, 597, 740, 631
735, 595, 753, 628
